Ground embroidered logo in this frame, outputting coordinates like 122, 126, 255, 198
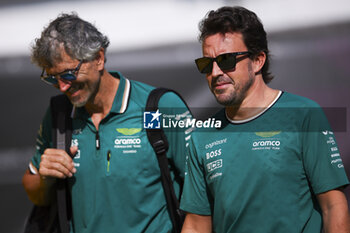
116, 128, 141, 136
255, 131, 281, 137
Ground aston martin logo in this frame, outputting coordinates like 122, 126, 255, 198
116, 128, 142, 136
255, 131, 281, 137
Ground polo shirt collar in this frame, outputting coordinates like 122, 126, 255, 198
72, 71, 131, 118
110, 71, 131, 114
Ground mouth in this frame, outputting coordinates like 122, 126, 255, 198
67, 83, 83, 97
211, 75, 233, 90
213, 81, 232, 90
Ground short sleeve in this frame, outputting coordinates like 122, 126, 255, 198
31, 106, 53, 169
158, 92, 192, 178
180, 133, 212, 215
302, 106, 349, 194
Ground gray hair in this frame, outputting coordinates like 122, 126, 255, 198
31, 12, 110, 68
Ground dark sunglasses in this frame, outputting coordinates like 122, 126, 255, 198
40, 60, 83, 85
195, 51, 250, 74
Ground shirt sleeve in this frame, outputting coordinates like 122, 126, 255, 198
31, 106, 53, 169
180, 133, 212, 215
158, 92, 193, 178
302, 106, 349, 194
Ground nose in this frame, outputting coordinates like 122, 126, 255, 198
57, 78, 72, 92
211, 61, 224, 77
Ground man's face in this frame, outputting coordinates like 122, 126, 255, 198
46, 50, 102, 107
203, 32, 255, 106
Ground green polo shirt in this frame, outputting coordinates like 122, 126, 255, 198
32, 72, 191, 233
180, 91, 349, 233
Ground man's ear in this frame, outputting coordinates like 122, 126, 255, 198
96, 48, 105, 71
252, 51, 266, 75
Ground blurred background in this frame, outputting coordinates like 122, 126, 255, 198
0, 0, 349, 232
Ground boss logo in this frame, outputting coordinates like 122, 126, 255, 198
206, 149, 222, 160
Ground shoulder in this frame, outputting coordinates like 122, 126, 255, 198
159, 91, 188, 109
126, 77, 189, 110
129, 79, 155, 98
279, 92, 321, 108
130, 79, 188, 108
278, 92, 331, 130
126, 78, 155, 108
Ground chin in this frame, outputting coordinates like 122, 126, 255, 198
69, 96, 88, 108
216, 99, 231, 106
215, 93, 229, 103
73, 102, 86, 108
215, 97, 230, 106
215, 94, 240, 106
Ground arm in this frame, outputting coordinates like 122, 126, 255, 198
181, 213, 212, 233
317, 188, 350, 233
22, 167, 56, 206
22, 147, 77, 206
159, 91, 192, 177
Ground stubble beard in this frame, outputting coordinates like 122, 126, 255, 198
68, 78, 100, 108
70, 96, 87, 108
212, 70, 255, 107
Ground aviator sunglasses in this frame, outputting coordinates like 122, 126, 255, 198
195, 51, 250, 74
40, 60, 83, 85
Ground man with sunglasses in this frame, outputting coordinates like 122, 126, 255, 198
180, 6, 350, 233
22, 13, 191, 232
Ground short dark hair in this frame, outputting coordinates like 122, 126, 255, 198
199, 6, 273, 83
31, 12, 110, 68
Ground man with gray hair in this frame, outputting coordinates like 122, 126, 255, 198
22, 13, 190, 232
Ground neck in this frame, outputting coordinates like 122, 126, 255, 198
226, 77, 279, 121
85, 70, 119, 119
